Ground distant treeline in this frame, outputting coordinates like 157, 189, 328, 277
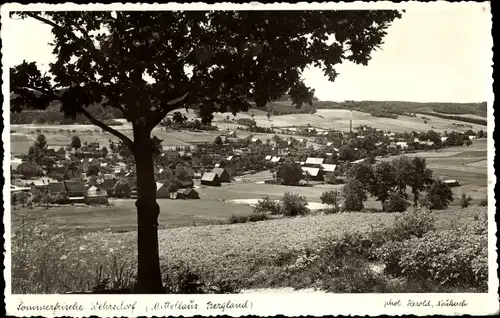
10, 102, 125, 125
255, 100, 487, 119
418, 111, 487, 126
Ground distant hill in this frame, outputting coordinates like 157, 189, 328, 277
252, 100, 487, 126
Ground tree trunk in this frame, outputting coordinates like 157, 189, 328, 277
132, 127, 164, 293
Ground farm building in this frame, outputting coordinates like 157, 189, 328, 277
301, 166, 323, 181
48, 182, 66, 195
173, 188, 200, 200
156, 182, 170, 198
179, 179, 194, 189
304, 157, 324, 166
321, 164, 337, 173
396, 142, 408, 149
212, 167, 231, 183
270, 156, 282, 163
47, 146, 67, 160
201, 172, 221, 186
85, 185, 109, 204
64, 180, 86, 202
444, 179, 461, 187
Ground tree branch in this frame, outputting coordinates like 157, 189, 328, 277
147, 92, 189, 130
24, 12, 111, 73
78, 107, 134, 148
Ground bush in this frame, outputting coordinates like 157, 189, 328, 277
383, 192, 411, 212
320, 190, 341, 213
460, 192, 472, 209
254, 196, 282, 215
248, 212, 270, 222
375, 230, 487, 291
386, 209, 436, 242
281, 235, 391, 293
163, 263, 241, 294
281, 192, 310, 216
479, 196, 488, 206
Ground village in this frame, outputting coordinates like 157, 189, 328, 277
10, 116, 484, 210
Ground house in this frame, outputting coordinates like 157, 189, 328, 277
270, 156, 282, 163
48, 182, 66, 195
201, 172, 221, 186
85, 185, 109, 204
173, 188, 200, 200
396, 141, 408, 149
301, 166, 323, 181
11, 156, 23, 170
251, 137, 261, 144
441, 136, 448, 142
444, 179, 460, 187
212, 167, 231, 182
326, 142, 333, 147
265, 155, 272, 161
64, 180, 86, 202
155, 182, 170, 198
321, 164, 337, 173
47, 146, 66, 160
179, 179, 194, 189
304, 157, 324, 167
468, 135, 476, 140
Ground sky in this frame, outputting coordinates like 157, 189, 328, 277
2, 4, 492, 103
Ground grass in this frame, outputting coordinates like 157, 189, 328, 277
11, 206, 488, 293
13, 199, 254, 232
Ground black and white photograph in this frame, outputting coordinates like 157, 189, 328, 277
2, 1, 497, 316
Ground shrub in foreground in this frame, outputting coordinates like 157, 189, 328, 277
380, 209, 437, 242
383, 192, 410, 212
281, 192, 310, 216
254, 196, 282, 215
375, 230, 487, 291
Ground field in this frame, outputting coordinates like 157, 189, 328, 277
12, 204, 487, 292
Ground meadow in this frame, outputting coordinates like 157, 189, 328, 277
11, 205, 488, 293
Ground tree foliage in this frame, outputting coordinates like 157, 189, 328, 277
71, 135, 82, 150
278, 161, 303, 185
342, 178, 366, 211
423, 179, 454, 210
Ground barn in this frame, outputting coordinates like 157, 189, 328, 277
301, 166, 324, 181
64, 180, 86, 203
212, 168, 231, 183
201, 172, 221, 186
155, 182, 170, 198
173, 188, 200, 200
85, 185, 109, 204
